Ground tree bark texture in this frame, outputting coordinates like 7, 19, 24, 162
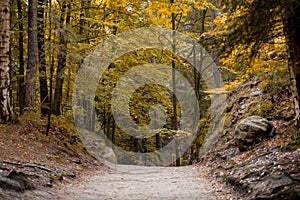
17, 0, 25, 114
282, 1, 300, 136
0, 0, 13, 122
24, 0, 38, 111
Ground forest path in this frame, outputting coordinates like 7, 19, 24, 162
54, 164, 232, 200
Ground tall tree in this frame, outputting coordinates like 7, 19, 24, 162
17, 0, 25, 114
24, 0, 38, 111
46, 0, 55, 135
53, 0, 70, 115
0, 0, 13, 122
38, 0, 49, 116
281, 1, 300, 137
170, 0, 181, 166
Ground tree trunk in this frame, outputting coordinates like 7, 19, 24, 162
17, 0, 25, 114
65, 68, 71, 103
53, 0, 69, 116
38, 0, 49, 116
0, 0, 13, 122
156, 132, 162, 149
282, 2, 300, 138
111, 120, 115, 148
46, 0, 55, 135
24, 0, 38, 111
106, 114, 111, 139
170, 0, 180, 166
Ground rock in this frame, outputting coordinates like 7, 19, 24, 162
7, 169, 35, 191
0, 169, 35, 192
0, 175, 24, 192
235, 116, 275, 151
218, 148, 300, 199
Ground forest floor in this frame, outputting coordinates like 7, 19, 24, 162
0, 114, 238, 199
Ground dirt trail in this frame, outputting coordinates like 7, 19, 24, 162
51, 164, 234, 200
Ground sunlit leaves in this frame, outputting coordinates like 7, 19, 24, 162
204, 0, 290, 92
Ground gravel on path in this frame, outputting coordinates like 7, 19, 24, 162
52, 164, 237, 200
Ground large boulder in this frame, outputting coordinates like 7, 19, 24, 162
235, 116, 275, 151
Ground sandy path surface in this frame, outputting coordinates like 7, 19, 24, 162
52, 164, 232, 200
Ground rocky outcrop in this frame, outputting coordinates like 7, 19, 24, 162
235, 116, 275, 151
200, 79, 299, 199
223, 148, 300, 199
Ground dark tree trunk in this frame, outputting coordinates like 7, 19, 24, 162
0, 0, 13, 122
65, 68, 71, 103
53, 0, 69, 116
64, 1, 74, 106
38, 0, 49, 116
156, 133, 162, 149
282, 2, 300, 137
24, 0, 38, 111
17, 0, 25, 114
111, 120, 115, 147
106, 115, 111, 139
46, 0, 55, 135
169, 0, 180, 166
134, 138, 143, 153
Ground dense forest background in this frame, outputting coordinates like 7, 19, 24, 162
0, 0, 299, 166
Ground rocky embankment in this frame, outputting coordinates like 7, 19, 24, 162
200, 79, 300, 199
203, 147, 300, 199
